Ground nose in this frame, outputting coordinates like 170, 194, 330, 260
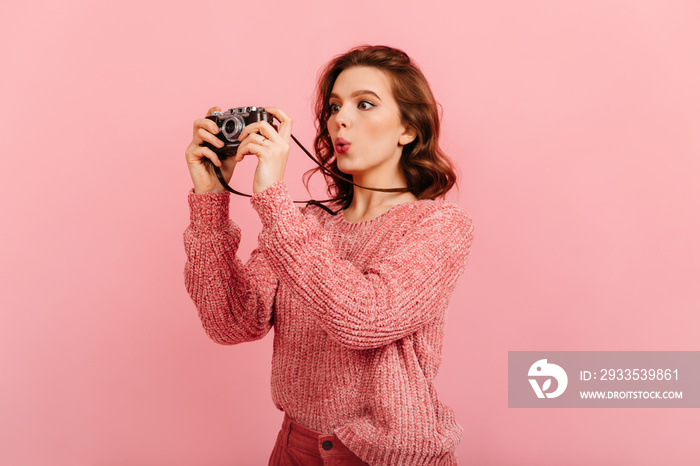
331, 105, 349, 129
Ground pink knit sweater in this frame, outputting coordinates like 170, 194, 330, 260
183, 180, 474, 465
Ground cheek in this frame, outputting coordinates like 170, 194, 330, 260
370, 120, 400, 148
368, 111, 398, 137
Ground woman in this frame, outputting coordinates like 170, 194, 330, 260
183, 45, 474, 465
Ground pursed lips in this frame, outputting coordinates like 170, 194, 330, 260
334, 137, 351, 154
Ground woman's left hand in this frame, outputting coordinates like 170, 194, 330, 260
236, 107, 293, 194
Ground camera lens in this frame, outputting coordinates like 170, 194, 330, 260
221, 114, 245, 141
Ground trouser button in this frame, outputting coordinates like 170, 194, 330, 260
322, 440, 333, 450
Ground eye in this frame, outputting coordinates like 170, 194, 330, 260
358, 100, 375, 110
329, 103, 340, 114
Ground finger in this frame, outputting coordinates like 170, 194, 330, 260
262, 107, 292, 140
206, 106, 222, 117
238, 120, 278, 142
249, 133, 267, 147
193, 117, 221, 140
192, 145, 222, 167
196, 127, 224, 148
237, 133, 267, 151
236, 139, 268, 158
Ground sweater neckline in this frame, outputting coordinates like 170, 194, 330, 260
334, 199, 431, 229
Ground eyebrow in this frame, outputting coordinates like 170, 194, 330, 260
329, 90, 382, 101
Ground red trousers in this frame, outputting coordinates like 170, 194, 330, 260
268, 413, 370, 465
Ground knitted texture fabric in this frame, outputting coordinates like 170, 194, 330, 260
183, 180, 474, 466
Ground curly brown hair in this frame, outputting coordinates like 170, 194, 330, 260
302, 45, 458, 213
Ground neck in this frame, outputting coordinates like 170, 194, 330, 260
344, 171, 417, 217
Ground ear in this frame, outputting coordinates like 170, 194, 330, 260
398, 124, 417, 146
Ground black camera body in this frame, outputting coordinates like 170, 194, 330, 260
204, 106, 273, 159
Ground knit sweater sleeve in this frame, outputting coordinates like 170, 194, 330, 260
250, 181, 474, 350
183, 188, 278, 345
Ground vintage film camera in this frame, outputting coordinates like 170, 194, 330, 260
203, 106, 274, 160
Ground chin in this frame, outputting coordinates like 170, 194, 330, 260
335, 158, 355, 175
336, 167, 355, 177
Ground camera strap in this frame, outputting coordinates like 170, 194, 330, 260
210, 134, 412, 215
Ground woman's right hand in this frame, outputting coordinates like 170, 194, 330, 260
185, 106, 242, 194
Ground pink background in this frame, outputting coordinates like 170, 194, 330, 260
1, 1, 699, 465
